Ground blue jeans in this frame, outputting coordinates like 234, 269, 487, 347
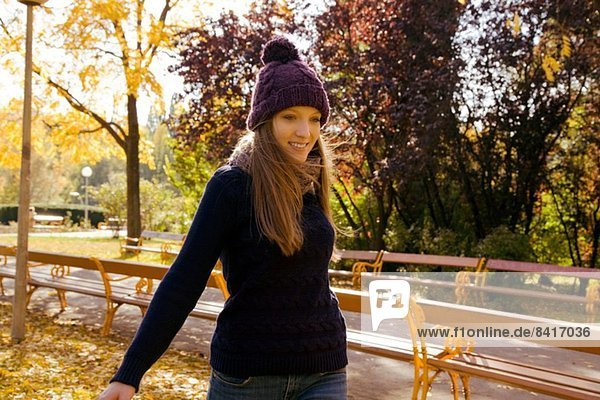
206, 367, 348, 400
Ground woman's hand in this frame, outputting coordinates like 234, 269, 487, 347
98, 381, 136, 400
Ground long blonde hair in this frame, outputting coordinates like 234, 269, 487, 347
249, 121, 337, 256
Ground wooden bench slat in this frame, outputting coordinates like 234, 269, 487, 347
141, 230, 186, 241
29, 276, 122, 297
456, 352, 600, 387
190, 305, 223, 319
346, 329, 414, 362
122, 245, 161, 253
430, 356, 600, 400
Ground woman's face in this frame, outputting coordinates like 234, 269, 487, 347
272, 106, 321, 164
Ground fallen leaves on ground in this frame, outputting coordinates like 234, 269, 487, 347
0, 302, 211, 399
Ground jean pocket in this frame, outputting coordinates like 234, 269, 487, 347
318, 367, 347, 377
212, 369, 253, 386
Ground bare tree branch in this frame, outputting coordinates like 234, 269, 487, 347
38, 67, 127, 149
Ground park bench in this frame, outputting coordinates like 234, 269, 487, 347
120, 230, 186, 264
98, 217, 125, 230
0, 246, 228, 335
33, 214, 65, 225
340, 249, 487, 289
338, 249, 485, 269
351, 250, 385, 289
336, 286, 600, 400
0, 245, 16, 296
345, 300, 473, 400
454, 259, 600, 322
32, 214, 65, 231
339, 250, 600, 323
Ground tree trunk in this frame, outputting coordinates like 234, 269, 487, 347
590, 199, 599, 269
453, 133, 485, 239
126, 94, 141, 243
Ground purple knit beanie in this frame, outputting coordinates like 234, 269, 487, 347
246, 36, 330, 131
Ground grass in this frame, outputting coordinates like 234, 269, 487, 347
0, 302, 211, 399
0, 235, 170, 265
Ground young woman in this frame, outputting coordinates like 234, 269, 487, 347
99, 36, 348, 400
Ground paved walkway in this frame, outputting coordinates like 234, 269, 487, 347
4, 271, 595, 400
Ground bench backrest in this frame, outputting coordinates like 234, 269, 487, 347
486, 258, 599, 278
141, 230, 186, 242
23, 249, 224, 293
338, 249, 482, 269
0, 245, 16, 257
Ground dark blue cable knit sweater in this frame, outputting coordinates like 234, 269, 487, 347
111, 165, 348, 391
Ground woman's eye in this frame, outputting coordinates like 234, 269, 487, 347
311, 118, 320, 123
284, 115, 295, 120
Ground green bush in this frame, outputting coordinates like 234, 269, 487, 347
90, 173, 190, 233
476, 225, 535, 261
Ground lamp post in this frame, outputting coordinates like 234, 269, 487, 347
81, 166, 92, 228
13, 0, 48, 342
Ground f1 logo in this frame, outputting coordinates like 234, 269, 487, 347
368, 279, 411, 331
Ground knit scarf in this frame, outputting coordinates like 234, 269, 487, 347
227, 133, 322, 195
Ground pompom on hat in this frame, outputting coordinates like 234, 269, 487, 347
246, 36, 330, 131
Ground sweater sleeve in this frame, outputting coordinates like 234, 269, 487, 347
110, 168, 238, 392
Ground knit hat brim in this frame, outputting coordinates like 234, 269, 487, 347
247, 84, 330, 131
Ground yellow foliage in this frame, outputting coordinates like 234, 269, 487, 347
147, 20, 168, 48
0, 122, 23, 169
512, 13, 521, 35
1, 0, 188, 173
464, 127, 480, 143
142, 70, 163, 101
506, 12, 521, 36
127, 67, 144, 95
0, 99, 56, 169
91, 1, 130, 21
139, 137, 156, 170
79, 65, 100, 91
542, 55, 561, 83
8, 0, 176, 121
560, 35, 571, 59
41, 110, 122, 164
530, 22, 573, 83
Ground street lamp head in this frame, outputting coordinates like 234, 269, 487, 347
81, 166, 93, 178
17, 0, 48, 6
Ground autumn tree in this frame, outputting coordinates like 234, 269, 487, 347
0, 98, 120, 205
450, 0, 598, 243
542, 102, 599, 267
0, 0, 187, 240
305, 0, 463, 250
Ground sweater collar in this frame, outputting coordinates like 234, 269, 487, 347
227, 134, 321, 195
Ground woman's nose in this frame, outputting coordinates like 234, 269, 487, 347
296, 120, 310, 137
